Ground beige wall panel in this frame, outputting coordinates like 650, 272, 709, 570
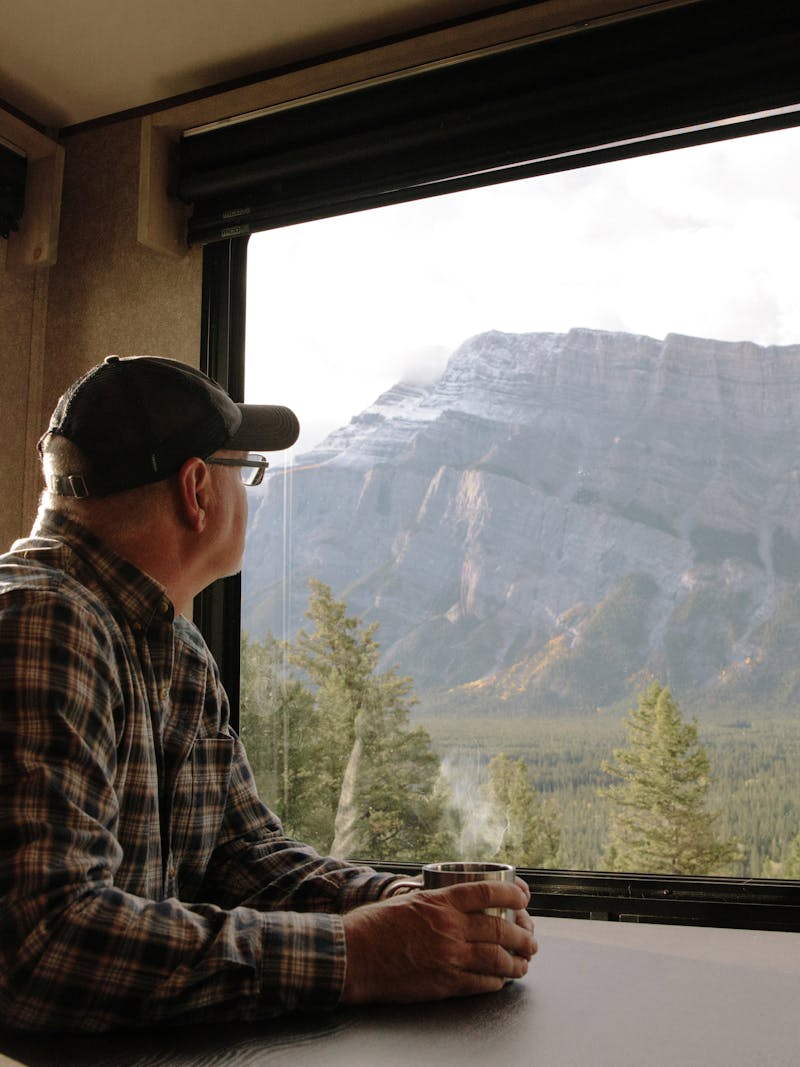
43, 118, 202, 415
0, 244, 43, 548
2, 116, 203, 546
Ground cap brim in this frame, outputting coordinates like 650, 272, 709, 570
227, 404, 300, 452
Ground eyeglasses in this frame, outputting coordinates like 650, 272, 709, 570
206, 453, 270, 486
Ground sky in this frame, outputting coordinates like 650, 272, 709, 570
245, 121, 800, 456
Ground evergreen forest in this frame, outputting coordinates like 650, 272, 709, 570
241, 582, 800, 879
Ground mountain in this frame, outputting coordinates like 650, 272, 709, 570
242, 328, 800, 717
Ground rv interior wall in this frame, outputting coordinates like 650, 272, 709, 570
0, 118, 202, 549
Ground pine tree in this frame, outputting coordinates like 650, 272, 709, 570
784, 832, 800, 878
239, 632, 289, 804
290, 579, 454, 860
288, 580, 380, 851
601, 682, 737, 875
481, 753, 560, 868
239, 633, 322, 838
292, 579, 379, 703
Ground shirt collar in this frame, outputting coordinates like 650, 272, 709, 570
20, 508, 175, 630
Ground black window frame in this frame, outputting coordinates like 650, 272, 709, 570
195, 0, 800, 930
195, 237, 249, 722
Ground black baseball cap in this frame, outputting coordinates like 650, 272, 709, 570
38, 355, 300, 497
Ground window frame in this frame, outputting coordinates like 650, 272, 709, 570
195, 236, 249, 722
195, 3, 800, 931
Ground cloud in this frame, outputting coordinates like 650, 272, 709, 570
245, 122, 800, 424
393, 344, 452, 386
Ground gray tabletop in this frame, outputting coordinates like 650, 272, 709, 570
2, 916, 799, 1067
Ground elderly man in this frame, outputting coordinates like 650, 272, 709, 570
0, 355, 536, 1033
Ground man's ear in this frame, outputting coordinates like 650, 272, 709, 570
175, 457, 211, 532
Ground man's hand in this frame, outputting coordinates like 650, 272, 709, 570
340, 879, 537, 1004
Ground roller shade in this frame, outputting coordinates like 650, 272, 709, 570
179, 0, 800, 245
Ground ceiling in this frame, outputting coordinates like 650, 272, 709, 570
0, 0, 518, 133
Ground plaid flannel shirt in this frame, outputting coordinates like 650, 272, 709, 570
0, 509, 398, 1032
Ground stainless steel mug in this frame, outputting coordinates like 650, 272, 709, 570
422, 861, 516, 922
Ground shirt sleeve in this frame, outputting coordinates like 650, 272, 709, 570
196, 727, 401, 913
171, 613, 401, 918
0, 588, 389, 1033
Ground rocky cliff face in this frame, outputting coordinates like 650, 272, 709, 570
242, 329, 800, 715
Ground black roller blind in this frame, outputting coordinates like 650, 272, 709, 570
179, 0, 800, 245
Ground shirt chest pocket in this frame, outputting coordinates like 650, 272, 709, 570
171, 736, 234, 888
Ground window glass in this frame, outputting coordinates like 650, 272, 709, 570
241, 125, 800, 877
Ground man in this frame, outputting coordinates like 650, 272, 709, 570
0, 355, 536, 1033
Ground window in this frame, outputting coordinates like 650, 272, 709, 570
192, 1, 800, 926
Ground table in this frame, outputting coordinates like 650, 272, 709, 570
2, 916, 799, 1066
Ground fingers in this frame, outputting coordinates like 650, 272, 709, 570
438, 878, 529, 915
432, 880, 537, 957
466, 940, 533, 981
515, 908, 536, 935
340, 880, 538, 1007
462, 909, 537, 960
342, 894, 505, 1005
515, 875, 532, 903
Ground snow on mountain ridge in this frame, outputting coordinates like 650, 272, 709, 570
296, 329, 589, 468
292, 327, 800, 471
